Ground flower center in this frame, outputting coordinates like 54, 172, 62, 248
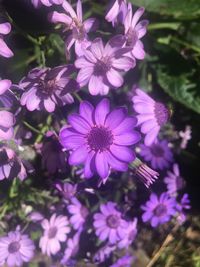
126, 28, 138, 47
87, 126, 113, 152
38, 78, 58, 97
48, 226, 58, 239
94, 57, 111, 76
154, 102, 169, 126
154, 204, 167, 217
150, 144, 164, 157
106, 214, 120, 229
8, 241, 20, 253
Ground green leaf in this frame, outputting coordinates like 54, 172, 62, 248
156, 66, 200, 114
130, 0, 200, 19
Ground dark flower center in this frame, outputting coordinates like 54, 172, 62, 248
8, 241, 20, 253
87, 126, 113, 152
126, 28, 138, 47
150, 144, 164, 157
154, 204, 167, 217
94, 57, 111, 76
48, 226, 58, 239
106, 214, 120, 229
38, 79, 58, 97
154, 102, 169, 126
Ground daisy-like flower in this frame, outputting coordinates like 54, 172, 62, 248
59, 99, 140, 179
0, 230, 35, 267
93, 202, 128, 245
124, 5, 148, 60
0, 22, 14, 58
164, 164, 185, 196
54, 181, 77, 201
20, 65, 77, 112
75, 36, 135, 95
106, 0, 128, 25
67, 197, 88, 230
50, 0, 97, 56
132, 88, 170, 146
31, 0, 63, 8
39, 214, 70, 256
93, 245, 116, 264
139, 140, 173, 170
110, 255, 134, 267
141, 193, 177, 227
117, 219, 137, 249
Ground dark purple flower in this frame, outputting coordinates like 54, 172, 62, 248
164, 164, 185, 196
20, 65, 77, 112
106, 0, 128, 26
0, 145, 27, 181
132, 88, 170, 146
68, 197, 88, 230
59, 99, 140, 179
39, 214, 70, 256
31, 0, 63, 8
124, 5, 148, 60
139, 140, 173, 170
54, 181, 77, 200
0, 22, 14, 58
93, 202, 128, 245
117, 219, 137, 249
50, 0, 97, 56
110, 254, 134, 267
141, 193, 177, 227
0, 230, 35, 266
75, 36, 135, 95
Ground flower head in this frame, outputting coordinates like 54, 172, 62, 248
0, 230, 35, 266
132, 88, 170, 146
141, 193, 177, 227
20, 65, 77, 112
50, 0, 97, 56
117, 219, 137, 249
67, 197, 88, 230
54, 181, 77, 200
59, 99, 140, 179
75, 36, 135, 95
139, 140, 173, 170
164, 164, 185, 196
0, 22, 14, 58
39, 214, 70, 256
93, 202, 128, 245
124, 5, 148, 60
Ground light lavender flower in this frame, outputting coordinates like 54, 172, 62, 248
75, 36, 134, 95
39, 214, 70, 256
0, 230, 35, 266
106, 0, 128, 26
0, 22, 14, 58
117, 219, 137, 249
176, 194, 190, 224
54, 181, 77, 200
132, 88, 170, 146
31, 0, 63, 8
179, 125, 192, 149
20, 65, 77, 112
93, 202, 128, 245
50, 0, 97, 56
67, 197, 88, 230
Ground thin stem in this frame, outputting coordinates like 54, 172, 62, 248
73, 92, 83, 103
171, 36, 200, 54
148, 22, 181, 31
23, 121, 42, 135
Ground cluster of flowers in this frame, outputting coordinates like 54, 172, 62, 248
0, 0, 191, 266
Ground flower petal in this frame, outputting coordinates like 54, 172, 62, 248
95, 98, 110, 125
69, 146, 88, 165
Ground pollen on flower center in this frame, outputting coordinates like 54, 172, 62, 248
153, 204, 167, 217
38, 77, 57, 97
8, 241, 20, 253
48, 226, 58, 239
154, 102, 169, 126
106, 214, 120, 228
87, 126, 113, 152
150, 144, 164, 157
94, 57, 111, 76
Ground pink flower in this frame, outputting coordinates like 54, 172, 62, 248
0, 22, 14, 58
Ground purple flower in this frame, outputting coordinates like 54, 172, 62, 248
68, 197, 88, 230
164, 164, 185, 196
59, 99, 140, 179
0, 230, 35, 266
93, 245, 116, 263
54, 181, 77, 200
50, 0, 97, 56
0, 22, 14, 58
61, 231, 81, 265
139, 140, 173, 170
20, 65, 77, 112
31, 0, 63, 8
176, 194, 190, 224
141, 193, 177, 227
110, 255, 134, 267
124, 5, 148, 60
75, 36, 135, 95
117, 219, 137, 249
106, 0, 128, 25
0, 145, 27, 181
28, 211, 44, 222
132, 88, 170, 146
93, 202, 128, 245
41, 133, 67, 174
0, 110, 15, 141
39, 214, 70, 256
